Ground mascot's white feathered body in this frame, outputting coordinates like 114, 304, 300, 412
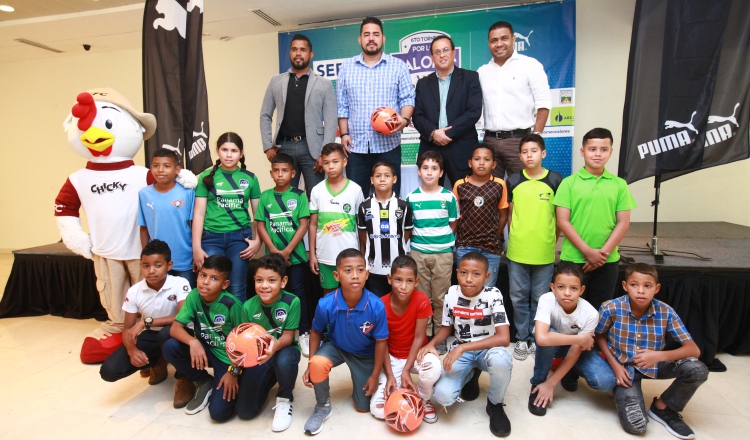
54, 88, 196, 363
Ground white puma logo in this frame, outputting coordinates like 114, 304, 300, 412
153, 0, 203, 39
515, 30, 533, 47
193, 121, 208, 139
708, 103, 739, 128
664, 111, 698, 135
162, 138, 183, 156
147, 203, 154, 209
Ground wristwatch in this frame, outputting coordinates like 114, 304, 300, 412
144, 317, 153, 331
228, 365, 243, 377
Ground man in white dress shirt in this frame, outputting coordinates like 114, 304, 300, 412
478, 21, 551, 179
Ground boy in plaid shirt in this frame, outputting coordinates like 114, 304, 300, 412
595, 263, 708, 439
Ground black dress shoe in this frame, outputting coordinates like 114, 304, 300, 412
528, 385, 547, 416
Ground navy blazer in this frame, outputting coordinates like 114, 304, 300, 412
413, 67, 483, 171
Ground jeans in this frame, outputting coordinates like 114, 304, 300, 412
202, 227, 253, 302
433, 346, 513, 406
613, 358, 708, 434
531, 344, 616, 391
286, 263, 310, 334
169, 269, 196, 289
100, 326, 172, 382
278, 139, 324, 196
236, 345, 301, 419
162, 337, 240, 422
574, 261, 619, 313
456, 246, 501, 288
508, 261, 554, 342
345, 145, 402, 197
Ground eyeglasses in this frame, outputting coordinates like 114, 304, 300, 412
432, 47, 453, 56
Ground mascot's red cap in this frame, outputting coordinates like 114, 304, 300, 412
77, 87, 157, 140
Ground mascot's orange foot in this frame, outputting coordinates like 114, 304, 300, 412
80, 332, 122, 364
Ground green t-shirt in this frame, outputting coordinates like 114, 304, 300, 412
196, 167, 261, 233
553, 168, 637, 263
175, 289, 245, 364
242, 290, 301, 351
255, 187, 310, 265
407, 187, 459, 254
506, 169, 563, 265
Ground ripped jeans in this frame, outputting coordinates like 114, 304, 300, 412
433, 346, 513, 406
614, 358, 708, 434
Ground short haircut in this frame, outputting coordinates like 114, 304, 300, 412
459, 251, 489, 272
582, 127, 614, 146
519, 133, 546, 152
417, 150, 443, 170
472, 143, 495, 158
488, 20, 514, 37
321, 142, 345, 158
202, 254, 232, 277
291, 34, 312, 51
336, 248, 365, 268
360, 16, 383, 34
552, 261, 584, 284
256, 253, 287, 278
371, 160, 397, 176
141, 239, 171, 262
390, 255, 418, 277
430, 34, 454, 53
625, 263, 659, 284
151, 148, 180, 166
271, 152, 295, 167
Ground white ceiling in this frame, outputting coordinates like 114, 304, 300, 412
0, 0, 527, 64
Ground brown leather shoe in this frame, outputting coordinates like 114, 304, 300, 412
174, 377, 196, 409
148, 356, 168, 385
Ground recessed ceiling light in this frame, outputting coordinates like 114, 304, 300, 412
0, 5, 15, 12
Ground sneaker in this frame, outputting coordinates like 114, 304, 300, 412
304, 399, 333, 435
486, 399, 511, 437
528, 385, 546, 416
512, 341, 528, 361
148, 356, 168, 386
460, 368, 482, 401
435, 340, 448, 356
299, 333, 310, 358
185, 376, 213, 415
561, 370, 579, 392
271, 397, 293, 432
173, 377, 196, 409
423, 399, 438, 423
527, 342, 536, 359
648, 398, 695, 439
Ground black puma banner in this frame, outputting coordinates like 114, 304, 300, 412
619, 0, 750, 184
142, 0, 212, 174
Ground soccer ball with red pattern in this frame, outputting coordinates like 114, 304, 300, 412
384, 389, 424, 432
225, 322, 271, 368
370, 106, 400, 134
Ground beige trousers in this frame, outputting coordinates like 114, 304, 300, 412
92, 255, 142, 334
410, 250, 454, 334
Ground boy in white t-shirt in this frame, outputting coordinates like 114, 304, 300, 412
528, 262, 616, 416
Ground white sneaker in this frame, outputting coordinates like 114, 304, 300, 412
423, 399, 438, 423
528, 342, 536, 359
513, 340, 529, 360
271, 397, 293, 432
299, 333, 310, 358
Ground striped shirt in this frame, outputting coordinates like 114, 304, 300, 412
336, 53, 416, 154
596, 295, 692, 379
356, 194, 413, 276
407, 187, 459, 254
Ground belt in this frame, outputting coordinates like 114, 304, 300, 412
280, 135, 306, 142
484, 128, 531, 139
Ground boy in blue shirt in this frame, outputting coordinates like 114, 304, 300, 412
302, 248, 389, 435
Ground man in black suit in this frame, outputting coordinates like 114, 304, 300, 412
413, 35, 483, 186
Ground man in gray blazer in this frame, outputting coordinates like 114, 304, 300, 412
260, 34, 337, 195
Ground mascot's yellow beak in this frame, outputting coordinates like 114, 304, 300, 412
80, 126, 114, 153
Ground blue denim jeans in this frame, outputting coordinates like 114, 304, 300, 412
508, 260, 554, 342
456, 246, 501, 288
531, 344, 616, 391
201, 227, 252, 302
236, 345, 301, 419
345, 145, 402, 197
169, 268, 196, 289
433, 346, 513, 406
286, 263, 310, 334
278, 139, 324, 197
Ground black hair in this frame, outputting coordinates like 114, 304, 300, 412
371, 160, 397, 176
471, 143, 495, 159
336, 248, 365, 268
430, 35, 455, 53
141, 239, 171, 262
390, 255, 418, 277
203, 132, 245, 191
553, 261, 584, 284
625, 263, 659, 284
291, 34, 312, 51
417, 150, 443, 170
202, 254, 233, 277
151, 148, 181, 166
582, 128, 614, 146
256, 253, 288, 278
271, 152, 295, 167
459, 251, 489, 272
321, 142, 346, 159
488, 20, 514, 37
360, 16, 383, 34
519, 133, 546, 152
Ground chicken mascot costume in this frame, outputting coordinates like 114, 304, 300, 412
54, 87, 196, 363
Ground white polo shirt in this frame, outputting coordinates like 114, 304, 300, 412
122, 275, 191, 330
478, 51, 552, 131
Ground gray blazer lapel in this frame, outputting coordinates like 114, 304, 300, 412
305, 73, 316, 106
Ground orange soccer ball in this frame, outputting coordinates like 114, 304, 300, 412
226, 323, 271, 368
384, 389, 425, 433
370, 106, 400, 134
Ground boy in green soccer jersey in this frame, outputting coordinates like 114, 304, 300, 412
256, 153, 312, 356
162, 255, 245, 421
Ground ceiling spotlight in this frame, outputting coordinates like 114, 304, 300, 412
0, 5, 15, 12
